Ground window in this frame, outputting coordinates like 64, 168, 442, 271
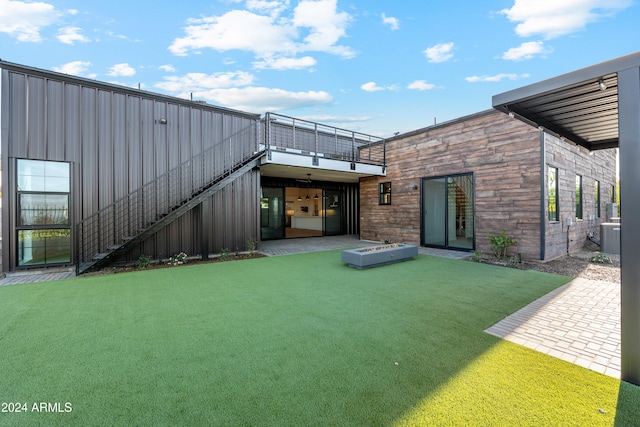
548, 166, 559, 222
576, 175, 583, 220
16, 160, 71, 266
595, 180, 600, 218
379, 182, 391, 205
611, 184, 616, 203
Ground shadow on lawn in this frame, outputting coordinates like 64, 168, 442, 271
614, 381, 640, 425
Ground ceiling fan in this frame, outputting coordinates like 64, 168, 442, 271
296, 173, 312, 184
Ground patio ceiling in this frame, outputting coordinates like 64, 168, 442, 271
492, 51, 640, 151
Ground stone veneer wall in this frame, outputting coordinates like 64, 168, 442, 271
359, 109, 616, 261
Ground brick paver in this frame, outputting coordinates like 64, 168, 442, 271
485, 277, 621, 379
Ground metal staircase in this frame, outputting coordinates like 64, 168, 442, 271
76, 125, 263, 275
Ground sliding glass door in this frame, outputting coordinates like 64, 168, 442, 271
260, 187, 285, 240
323, 190, 343, 236
422, 173, 474, 250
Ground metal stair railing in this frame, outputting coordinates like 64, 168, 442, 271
75, 122, 262, 274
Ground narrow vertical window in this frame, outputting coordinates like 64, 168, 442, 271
16, 160, 71, 266
611, 184, 616, 203
576, 175, 583, 220
595, 180, 600, 218
379, 182, 391, 205
548, 166, 559, 222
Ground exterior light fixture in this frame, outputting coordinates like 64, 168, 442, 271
598, 78, 607, 91
159, 118, 168, 124
314, 193, 319, 199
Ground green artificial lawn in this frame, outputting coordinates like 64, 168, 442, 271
1, 251, 638, 426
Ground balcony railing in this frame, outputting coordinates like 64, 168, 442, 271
263, 112, 385, 167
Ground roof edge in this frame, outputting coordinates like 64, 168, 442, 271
0, 59, 262, 120
492, 51, 640, 108
387, 109, 498, 142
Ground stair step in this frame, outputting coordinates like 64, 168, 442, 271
107, 244, 122, 251
93, 253, 109, 260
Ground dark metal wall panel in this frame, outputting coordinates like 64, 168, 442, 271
127, 96, 143, 195
1, 65, 261, 271
27, 76, 46, 159
46, 80, 65, 160
81, 86, 99, 217
112, 93, 128, 201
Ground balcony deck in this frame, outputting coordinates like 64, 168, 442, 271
260, 113, 386, 182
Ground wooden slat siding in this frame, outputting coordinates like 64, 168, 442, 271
544, 133, 616, 260
361, 110, 542, 258
360, 109, 617, 260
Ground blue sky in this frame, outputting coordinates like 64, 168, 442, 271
1, 0, 639, 137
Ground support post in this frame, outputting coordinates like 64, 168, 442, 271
201, 198, 211, 262
618, 66, 640, 385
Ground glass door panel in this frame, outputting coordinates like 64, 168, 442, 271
422, 174, 474, 250
448, 175, 474, 250
323, 190, 342, 236
423, 178, 447, 246
260, 187, 285, 240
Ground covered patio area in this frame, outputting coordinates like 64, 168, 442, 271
493, 51, 640, 385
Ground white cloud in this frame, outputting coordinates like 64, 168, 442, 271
502, 41, 551, 61
292, 0, 353, 56
52, 60, 92, 76
57, 26, 90, 44
465, 73, 530, 83
155, 71, 256, 92
246, 0, 288, 15
253, 55, 317, 70
108, 63, 136, 77
155, 70, 331, 112
0, 0, 60, 42
407, 80, 436, 91
360, 82, 385, 92
168, 0, 354, 67
424, 42, 455, 63
381, 13, 399, 30
500, 0, 632, 39
159, 64, 176, 73
190, 87, 332, 111
296, 114, 372, 123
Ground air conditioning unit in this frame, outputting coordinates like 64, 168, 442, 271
606, 203, 618, 222
601, 223, 620, 254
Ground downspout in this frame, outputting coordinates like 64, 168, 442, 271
539, 129, 546, 260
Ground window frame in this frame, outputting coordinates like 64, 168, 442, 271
595, 180, 600, 218
576, 175, 583, 220
548, 166, 559, 222
16, 159, 71, 267
379, 182, 392, 205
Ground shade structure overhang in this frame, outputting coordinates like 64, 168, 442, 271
493, 51, 640, 386
493, 51, 640, 151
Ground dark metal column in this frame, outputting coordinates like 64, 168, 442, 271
201, 198, 211, 262
618, 66, 640, 385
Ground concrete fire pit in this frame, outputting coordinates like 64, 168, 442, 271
341, 244, 418, 269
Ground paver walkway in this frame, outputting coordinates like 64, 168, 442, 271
485, 277, 621, 379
